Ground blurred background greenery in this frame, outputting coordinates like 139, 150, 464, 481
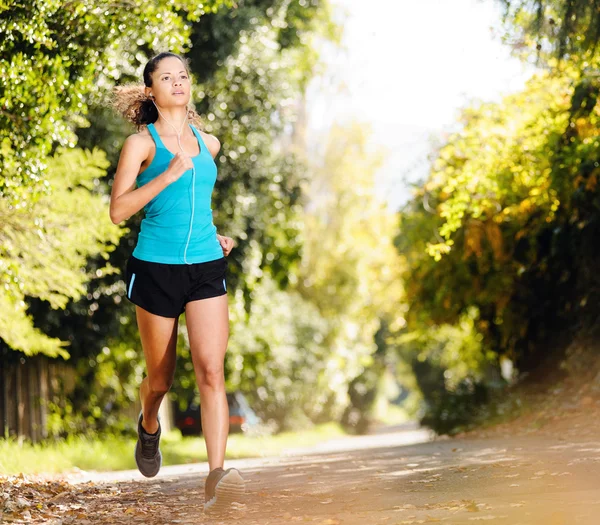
1, 0, 600, 472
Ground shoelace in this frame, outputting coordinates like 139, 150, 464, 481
140, 430, 160, 459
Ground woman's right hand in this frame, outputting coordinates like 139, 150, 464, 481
164, 152, 194, 183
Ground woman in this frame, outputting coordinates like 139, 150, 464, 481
110, 52, 244, 512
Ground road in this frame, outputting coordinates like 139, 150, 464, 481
2, 423, 600, 524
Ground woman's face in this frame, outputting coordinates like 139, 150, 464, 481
146, 56, 191, 108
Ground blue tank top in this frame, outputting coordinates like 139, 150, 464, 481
132, 122, 224, 264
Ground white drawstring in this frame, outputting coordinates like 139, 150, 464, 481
152, 102, 196, 265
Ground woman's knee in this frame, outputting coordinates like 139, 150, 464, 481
147, 377, 173, 397
197, 362, 225, 389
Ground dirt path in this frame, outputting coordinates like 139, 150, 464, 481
2, 424, 599, 524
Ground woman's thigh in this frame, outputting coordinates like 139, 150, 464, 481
184, 295, 229, 373
136, 305, 179, 384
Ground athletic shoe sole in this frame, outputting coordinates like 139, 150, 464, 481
204, 469, 245, 513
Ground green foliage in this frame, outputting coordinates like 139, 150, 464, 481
191, 5, 331, 292
297, 121, 406, 433
0, 0, 229, 204
299, 122, 404, 325
393, 308, 501, 434
0, 148, 122, 357
187, 0, 340, 85
44, 314, 145, 437
396, 32, 600, 432
497, 0, 600, 60
226, 275, 333, 429
398, 309, 493, 387
398, 65, 600, 358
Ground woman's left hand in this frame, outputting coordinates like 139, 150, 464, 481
216, 234, 235, 256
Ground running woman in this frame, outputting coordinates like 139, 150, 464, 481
110, 52, 244, 512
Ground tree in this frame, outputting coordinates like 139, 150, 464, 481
0, 148, 122, 357
394, 56, 600, 431
496, 0, 600, 59
297, 121, 406, 432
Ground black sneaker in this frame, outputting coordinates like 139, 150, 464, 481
204, 467, 245, 512
134, 412, 162, 477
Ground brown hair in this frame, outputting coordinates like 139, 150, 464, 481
112, 52, 203, 130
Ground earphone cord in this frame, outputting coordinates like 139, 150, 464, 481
152, 102, 196, 265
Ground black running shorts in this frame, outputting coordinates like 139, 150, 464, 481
125, 255, 228, 318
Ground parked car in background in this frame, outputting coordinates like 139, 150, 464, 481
173, 391, 261, 436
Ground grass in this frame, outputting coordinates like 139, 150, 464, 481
0, 423, 346, 476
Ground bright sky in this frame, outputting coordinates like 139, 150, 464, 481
305, 0, 535, 210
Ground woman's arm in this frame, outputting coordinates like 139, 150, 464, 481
109, 134, 191, 224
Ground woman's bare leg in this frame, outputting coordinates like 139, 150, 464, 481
185, 294, 229, 470
136, 306, 179, 433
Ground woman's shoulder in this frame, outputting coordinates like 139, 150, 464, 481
195, 127, 221, 158
119, 128, 154, 161
122, 128, 154, 149
192, 125, 218, 143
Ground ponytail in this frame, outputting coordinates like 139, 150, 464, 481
112, 85, 158, 129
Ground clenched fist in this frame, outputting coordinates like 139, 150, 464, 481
217, 234, 234, 256
164, 152, 194, 183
